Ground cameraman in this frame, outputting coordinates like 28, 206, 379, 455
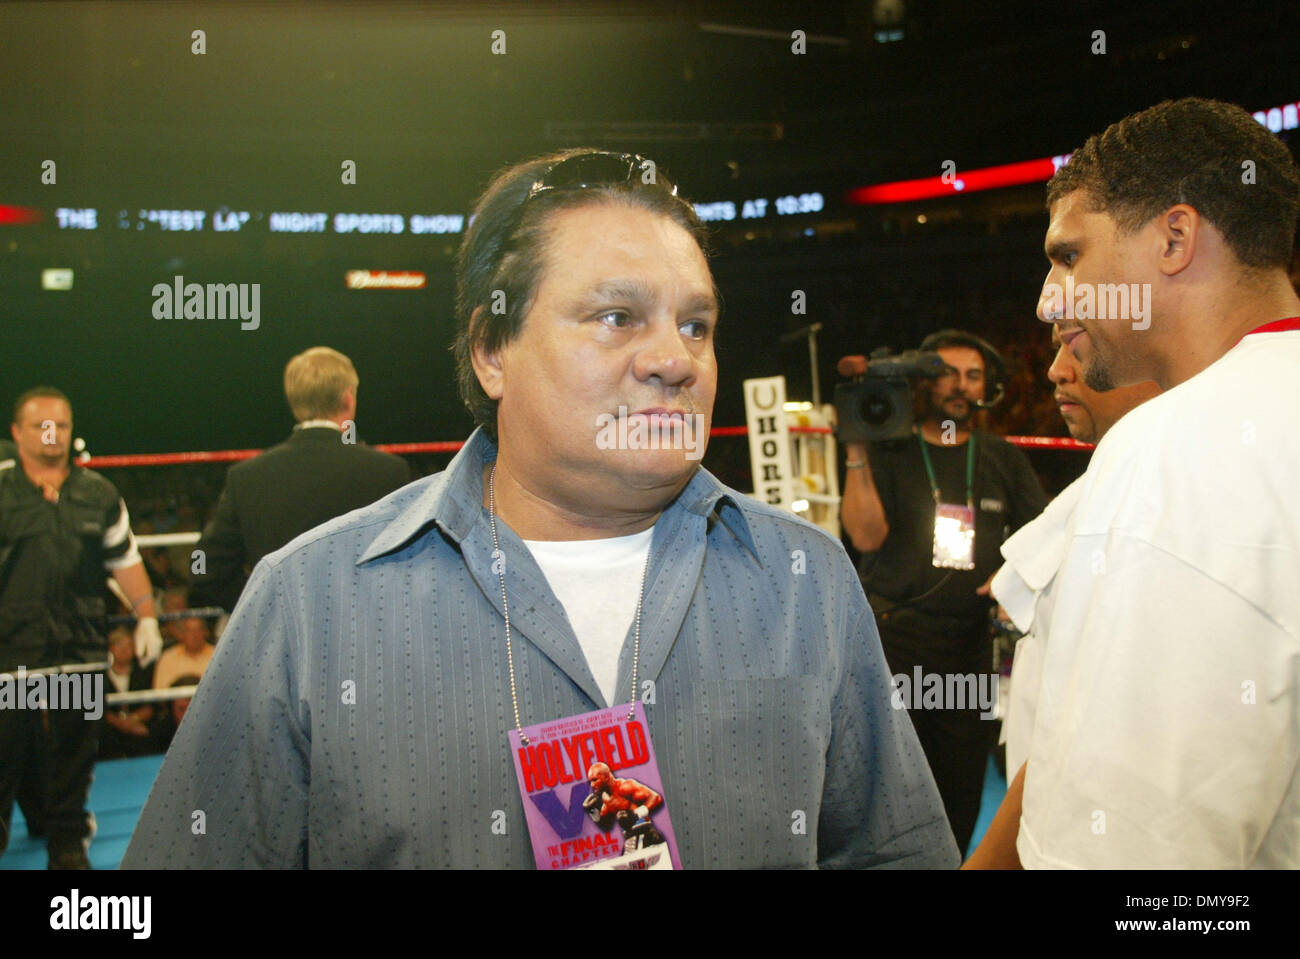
839, 329, 1047, 854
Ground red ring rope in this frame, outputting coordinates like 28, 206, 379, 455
80, 428, 1090, 468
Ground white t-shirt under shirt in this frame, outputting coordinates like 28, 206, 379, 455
523, 527, 654, 706
1017, 328, 1300, 869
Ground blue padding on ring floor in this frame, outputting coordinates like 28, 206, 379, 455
2, 754, 164, 870
3, 751, 1007, 868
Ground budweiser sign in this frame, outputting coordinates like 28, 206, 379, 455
345, 270, 427, 290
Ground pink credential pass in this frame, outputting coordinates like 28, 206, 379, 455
509, 701, 681, 870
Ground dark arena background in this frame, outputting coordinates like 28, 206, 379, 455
1, 0, 1299, 917
5, 2, 1295, 496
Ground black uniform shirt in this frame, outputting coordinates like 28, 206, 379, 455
858, 429, 1048, 627
0, 460, 135, 670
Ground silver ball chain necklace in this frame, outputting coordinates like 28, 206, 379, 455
488, 462, 649, 746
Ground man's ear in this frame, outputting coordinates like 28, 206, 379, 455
468, 306, 506, 401
1157, 204, 1199, 277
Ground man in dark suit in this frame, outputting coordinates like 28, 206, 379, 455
190, 347, 411, 612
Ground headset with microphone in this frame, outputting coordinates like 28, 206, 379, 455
918, 328, 1008, 409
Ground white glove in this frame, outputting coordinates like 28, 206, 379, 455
134, 616, 164, 666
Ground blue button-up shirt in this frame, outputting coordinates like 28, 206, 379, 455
122, 430, 958, 868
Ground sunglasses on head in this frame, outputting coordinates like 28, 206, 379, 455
525, 151, 678, 203
491, 151, 683, 265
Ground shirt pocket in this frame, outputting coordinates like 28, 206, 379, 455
66, 495, 106, 541
683, 676, 830, 867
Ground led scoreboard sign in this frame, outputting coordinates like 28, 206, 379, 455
45, 208, 467, 234
693, 191, 825, 223
1254, 101, 1300, 132
34, 98, 1295, 238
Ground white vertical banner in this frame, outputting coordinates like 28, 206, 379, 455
744, 376, 792, 509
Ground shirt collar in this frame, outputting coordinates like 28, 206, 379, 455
999, 474, 1085, 590
357, 428, 758, 565
294, 419, 342, 432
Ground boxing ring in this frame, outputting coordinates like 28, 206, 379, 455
0, 427, 1089, 869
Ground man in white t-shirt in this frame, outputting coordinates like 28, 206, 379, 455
966, 97, 1300, 869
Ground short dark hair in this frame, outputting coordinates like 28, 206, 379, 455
12, 386, 71, 424
920, 328, 1007, 384
452, 149, 711, 440
1047, 97, 1300, 270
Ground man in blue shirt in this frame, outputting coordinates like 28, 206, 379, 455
123, 150, 958, 869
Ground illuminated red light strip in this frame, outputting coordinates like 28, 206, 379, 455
0, 206, 43, 225
849, 96, 1298, 206
847, 157, 1061, 205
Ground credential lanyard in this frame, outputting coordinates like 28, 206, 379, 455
917, 431, 975, 510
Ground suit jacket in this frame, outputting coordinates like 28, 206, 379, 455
190, 427, 411, 611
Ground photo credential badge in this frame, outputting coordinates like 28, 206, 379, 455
932, 503, 976, 570
509, 701, 680, 870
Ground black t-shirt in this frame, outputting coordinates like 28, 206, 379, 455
858, 429, 1048, 628
0, 463, 131, 669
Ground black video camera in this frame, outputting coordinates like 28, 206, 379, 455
834, 349, 949, 444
